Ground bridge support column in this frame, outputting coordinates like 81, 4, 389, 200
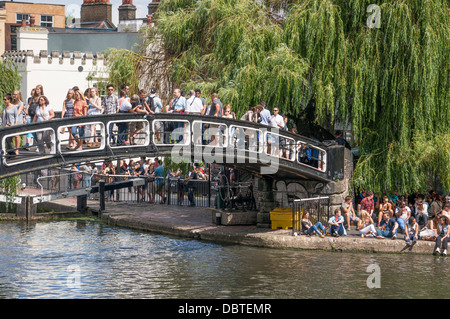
320, 148, 354, 215
256, 177, 276, 228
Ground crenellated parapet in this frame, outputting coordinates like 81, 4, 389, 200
2, 49, 109, 115
1, 50, 106, 67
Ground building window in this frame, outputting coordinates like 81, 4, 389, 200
40, 15, 54, 27
16, 13, 30, 24
10, 37, 17, 51
9, 26, 19, 51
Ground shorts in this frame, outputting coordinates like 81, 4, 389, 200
130, 121, 144, 133
156, 183, 165, 193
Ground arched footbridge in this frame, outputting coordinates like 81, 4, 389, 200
0, 113, 345, 181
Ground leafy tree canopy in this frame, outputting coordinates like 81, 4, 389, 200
107, 0, 450, 194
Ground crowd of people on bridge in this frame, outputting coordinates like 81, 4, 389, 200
1, 84, 329, 169
302, 190, 450, 256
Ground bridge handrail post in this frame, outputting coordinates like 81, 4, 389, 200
167, 177, 171, 206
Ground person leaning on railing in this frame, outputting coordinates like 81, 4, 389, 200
154, 160, 166, 204
33, 95, 55, 154
2, 94, 19, 156
61, 88, 76, 149
86, 87, 103, 147
102, 84, 119, 144
71, 89, 87, 150
129, 94, 149, 145
116, 89, 133, 146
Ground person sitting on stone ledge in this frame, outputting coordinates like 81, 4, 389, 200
328, 209, 346, 237
378, 196, 394, 223
395, 200, 411, 235
301, 211, 326, 238
433, 215, 449, 256
415, 202, 429, 230
376, 211, 399, 239
405, 216, 419, 246
357, 210, 376, 238
360, 190, 375, 218
341, 195, 359, 231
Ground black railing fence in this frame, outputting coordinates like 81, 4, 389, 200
20, 168, 256, 210
292, 197, 330, 235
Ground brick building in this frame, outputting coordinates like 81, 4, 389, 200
0, 1, 65, 52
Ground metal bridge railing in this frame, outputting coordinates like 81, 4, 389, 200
1, 114, 330, 179
21, 168, 219, 208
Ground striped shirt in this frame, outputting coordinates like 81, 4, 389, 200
102, 94, 119, 114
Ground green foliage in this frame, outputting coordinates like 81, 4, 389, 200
103, 48, 143, 95
0, 58, 22, 209
106, 0, 449, 194
163, 156, 191, 178
0, 58, 21, 110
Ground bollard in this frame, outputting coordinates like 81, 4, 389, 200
99, 179, 105, 212
216, 212, 221, 225
77, 194, 87, 214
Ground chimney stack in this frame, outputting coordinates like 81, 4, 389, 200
81, 0, 114, 28
118, 0, 136, 22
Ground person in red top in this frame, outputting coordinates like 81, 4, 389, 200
360, 191, 375, 218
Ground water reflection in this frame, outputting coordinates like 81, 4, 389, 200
0, 220, 449, 299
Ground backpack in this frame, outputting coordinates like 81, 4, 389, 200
28, 99, 38, 118
147, 96, 155, 112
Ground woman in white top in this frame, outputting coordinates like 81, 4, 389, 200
12, 91, 25, 155
33, 95, 54, 154
357, 210, 377, 237
117, 89, 132, 146
2, 94, 19, 155
405, 216, 419, 246
433, 215, 450, 256
12, 91, 25, 124
86, 87, 103, 147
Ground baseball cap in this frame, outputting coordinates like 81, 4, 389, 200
150, 88, 157, 94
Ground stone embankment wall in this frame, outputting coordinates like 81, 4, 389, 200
253, 147, 354, 227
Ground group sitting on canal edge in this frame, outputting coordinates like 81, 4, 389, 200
301, 190, 450, 256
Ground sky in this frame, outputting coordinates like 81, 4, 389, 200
12, 0, 152, 25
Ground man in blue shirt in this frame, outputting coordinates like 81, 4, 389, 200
170, 89, 186, 143
328, 209, 346, 237
259, 101, 271, 126
134, 158, 146, 200
376, 212, 399, 239
172, 88, 186, 113
154, 161, 166, 203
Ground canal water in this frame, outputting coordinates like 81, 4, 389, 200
0, 219, 448, 299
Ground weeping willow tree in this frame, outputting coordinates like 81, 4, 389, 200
107, 0, 449, 194
0, 58, 22, 210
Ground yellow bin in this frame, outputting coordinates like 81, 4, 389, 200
270, 208, 300, 230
